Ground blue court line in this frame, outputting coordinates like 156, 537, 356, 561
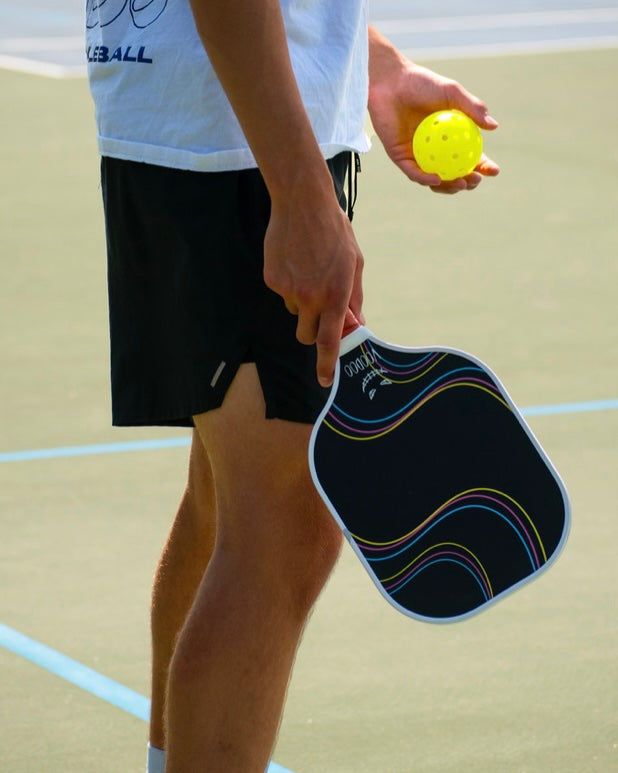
0, 622, 150, 721
1, 398, 617, 464
0, 437, 191, 463
521, 398, 618, 417
0, 622, 294, 773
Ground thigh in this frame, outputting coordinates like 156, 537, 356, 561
192, 364, 339, 557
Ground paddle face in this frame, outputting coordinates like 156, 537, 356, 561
309, 328, 570, 623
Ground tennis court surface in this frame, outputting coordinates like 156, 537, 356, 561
1, 38, 617, 773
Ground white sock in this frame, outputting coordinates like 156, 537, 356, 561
146, 742, 281, 772
147, 743, 166, 773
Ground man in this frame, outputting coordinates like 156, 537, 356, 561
86, 2, 499, 771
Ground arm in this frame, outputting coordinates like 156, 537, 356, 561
368, 25, 500, 194
189, 0, 364, 386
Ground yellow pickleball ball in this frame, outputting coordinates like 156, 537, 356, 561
412, 110, 483, 181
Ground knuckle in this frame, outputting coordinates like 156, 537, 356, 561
263, 267, 281, 293
294, 283, 316, 306
316, 318, 343, 352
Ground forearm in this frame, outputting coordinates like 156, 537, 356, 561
189, 0, 332, 203
368, 24, 409, 93
190, 0, 365, 386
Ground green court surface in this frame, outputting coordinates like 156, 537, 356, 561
1, 49, 617, 772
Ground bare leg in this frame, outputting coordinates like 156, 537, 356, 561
149, 431, 216, 750
165, 364, 342, 772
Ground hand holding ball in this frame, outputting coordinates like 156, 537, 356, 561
413, 110, 483, 181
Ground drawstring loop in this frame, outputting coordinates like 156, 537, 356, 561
347, 152, 361, 221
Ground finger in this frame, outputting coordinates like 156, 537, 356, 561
430, 177, 468, 195
348, 256, 365, 326
476, 154, 501, 177
463, 171, 483, 191
295, 308, 319, 346
449, 86, 499, 131
315, 310, 345, 387
473, 109, 499, 131
430, 156, 499, 194
396, 156, 441, 187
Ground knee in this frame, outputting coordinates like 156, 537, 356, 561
277, 502, 343, 619
217, 494, 342, 620
307, 510, 343, 584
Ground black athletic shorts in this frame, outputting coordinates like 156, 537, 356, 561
101, 153, 354, 427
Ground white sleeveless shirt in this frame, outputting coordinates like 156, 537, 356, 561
86, 0, 370, 172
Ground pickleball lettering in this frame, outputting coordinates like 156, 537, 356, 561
86, 45, 153, 63
86, 0, 166, 64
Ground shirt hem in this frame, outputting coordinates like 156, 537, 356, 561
96, 135, 372, 172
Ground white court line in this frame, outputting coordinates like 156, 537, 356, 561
0, 34, 85, 77
374, 8, 618, 36
0, 53, 85, 78
406, 35, 618, 61
0, 35, 83, 52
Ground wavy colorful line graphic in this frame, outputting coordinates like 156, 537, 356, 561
381, 542, 493, 600
353, 487, 547, 568
362, 346, 446, 383
363, 343, 446, 380
326, 360, 509, 441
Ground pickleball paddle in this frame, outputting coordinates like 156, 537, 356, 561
309, 314, 570, 623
